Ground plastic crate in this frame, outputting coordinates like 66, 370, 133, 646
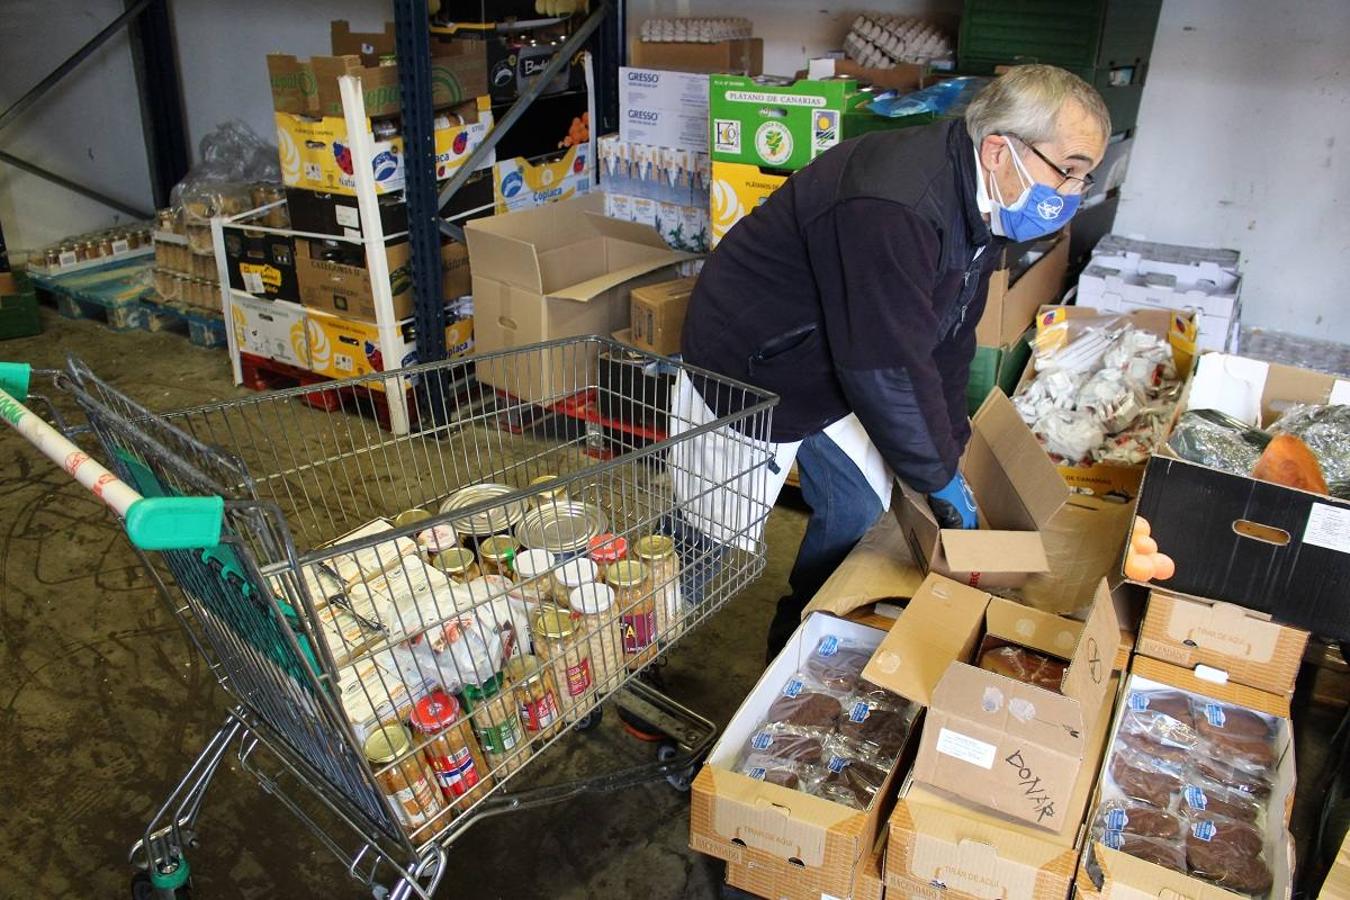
0, 289, 41, 340
958, 0, 1162, 72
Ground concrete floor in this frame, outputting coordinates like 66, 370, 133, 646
3, 311, 1344, 897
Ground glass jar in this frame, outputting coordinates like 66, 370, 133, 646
417, 522, 457, 558
512, 548, 556, 607
635, 535, 683, 643
393, 508, 432, 530
588, 533, 628, 583
568, 583, 625, 695
478, 536, 519, 578
503, 654, 563, 740
364, 724, 445, 832
529, 475, 568, 509
409, 690, 493, 812
531, 606, 595, 723
608, 560, 656, 670
552, 557, 598, 607
434, 547, 479, 583
460, 673, 528, 777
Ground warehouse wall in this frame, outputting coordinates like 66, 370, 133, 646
0, 1, 154, 258
1115, 0, 1350, 341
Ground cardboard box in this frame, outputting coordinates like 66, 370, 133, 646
304, 305, 473, 387
1073, 657, 1297, 900
710, 74, 932, 172
480, 31, 588, 104
709, 160, 788, 246
1131, 352, 1350, 640
978, 236, 1069, 349
726, 836, 885, 900
619, 67, 709, 116
1015, 306, 1198, 499
628, 38, 764, 76
295, 239, 470, 322
275, 99, 494, 197
1137, 591, 1310, 697
910, 580, 1120, 829
885, 670, 1121, 900
628, 277, 693, 356
493, 143, 592, 214
896, 390, 1070, 591
692, 585, 984, 889
223, 230, 300, 302
600, 330, 675, 429
464, 194, 692, 401
1021, 494, 1134, 617
802, 513, 926, 620
230, 295, 309, 369
804, 57, 925, 92
283, 170, 494, 237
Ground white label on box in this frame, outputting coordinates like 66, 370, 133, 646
1330, 380, 1350, 405
714, 119, 742, 154
335, 206, 361, 229
343, 227, 362, 240
935, 728, 997, 769
821, 894, 844, 900
1304, 503, 1350, 554
59, 250, 77, 266
242, 271, 265, 294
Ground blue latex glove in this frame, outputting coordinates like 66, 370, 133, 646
927, 472, 979, 529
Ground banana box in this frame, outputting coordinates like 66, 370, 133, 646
709, 160, 787, 246
493, 142, 592, 214
276, 98, 494, 197
304, 308, 474, 389
230, 294, 310, 370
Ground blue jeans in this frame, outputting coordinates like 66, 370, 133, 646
767, 430, 885, 659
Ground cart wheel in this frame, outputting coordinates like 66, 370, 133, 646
131, 870, 192, 899
573, 707, 603, 732
658, 741, 694, 792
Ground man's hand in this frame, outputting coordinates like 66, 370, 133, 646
928, 472, 979, 529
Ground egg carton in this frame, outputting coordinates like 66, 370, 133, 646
638, 17, 752, 44
843, 13, 952, 69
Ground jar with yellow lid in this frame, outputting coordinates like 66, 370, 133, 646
587, 533, 628, 583
568, 583, 625, 695
461, 673, 528, 777
477, 535, 519, 578
635, 535, 683, 643
528, 474, 568, 508
532, 606, 595, 722
433, 547, 480, 582
503, 654, 563, 740
392, 508, 432, 530
608, 560, 656, 670
364, 724, 445, 832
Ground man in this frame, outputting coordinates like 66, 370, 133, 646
680, 65, 1110, 657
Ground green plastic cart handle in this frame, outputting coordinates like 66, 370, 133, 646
125, 496, 225, 550
0, 361, 30, 403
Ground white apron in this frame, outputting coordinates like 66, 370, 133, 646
669, 371, 892, 551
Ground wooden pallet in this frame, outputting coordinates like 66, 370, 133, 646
30, 258, 152, 332
238, 352, 418, 432
140, 295, 228, 349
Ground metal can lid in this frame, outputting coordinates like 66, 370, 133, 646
364, 724, 412, 764
514, 501, 608, 554
554, 557, 598, 589
588, 533, 629, 563
393, 508, 432, 529
440, 483, 529, 536
434, 547, 477, 574
503, 654, 549, 687
478, 535, 519, 564
533, 605, 576, 639
410, 690, 461, 733
570, 582, 616, 615
607, 560, 648, 588
513, 548, 555, 579
635, 534, 675, 561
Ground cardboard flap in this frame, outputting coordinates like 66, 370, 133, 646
930, 664, 1086, 756
546, 254, 687, 303
803, 515, 925, 617
1058, 580, 1121, 710
463, 225, 544, 293
940, 529, 1049, 574
970, 391, 1069, 528
1130, 657, 1291, 718
584, 209, 694, 251
983, 596, 1084, 660
862, 574, 990, 705
1094, 843, 1236, 899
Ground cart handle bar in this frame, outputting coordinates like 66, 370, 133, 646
0, 365, 223, 551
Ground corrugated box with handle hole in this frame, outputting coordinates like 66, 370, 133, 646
1130, 351, 1350, 641
908, 579, 1121, 829
726, 833, 885, 900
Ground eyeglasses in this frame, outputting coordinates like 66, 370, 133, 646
1007, 134, 1096, 195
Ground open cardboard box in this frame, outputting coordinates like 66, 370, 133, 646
895, 389, 1070, 591
802, 513, 925, 620
464, 194, 693, 401
906, 580, 1121, 829
1074, 656, 1297, 899
977, 234, 1070, 350
1131, 352, 1350, 641
726, 833, 886, 900
691, 574, 991, 886
1014, 306, 1198, 499
628, 37, 764, 75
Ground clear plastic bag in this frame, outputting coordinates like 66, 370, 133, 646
1185, 814, 1274, 894
1031, 314, 1129, 374
171, 120, 282, 225
739, 753, 825, 793
1095, 798, 1185, 840
836, 688, 917, 763
813, 741, 891, 810
1194, 700, 1279, 770
978, 645, 1068, 692
1108, 744, 1184, 807
766, 676, 845, 730
1095, 828, 1189, 874
1124, 689, 1195, 725
1180, 776, 1262, 824
742, 723, 827, 766
800, 634, 876, 695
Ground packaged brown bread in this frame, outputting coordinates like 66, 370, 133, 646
766, 686, 842, 731
1193, 756, 1272, 798
837, 690, 916, 761
739, 754, 822, 793
801, 635, 874, 694
1098, 831, 1188, 875
1109, 747, 1182, 807
1194, 701, 1278, 769
742, 725, 825, 765
1180, 778, 1262, 824
1125, 689, 1195, 726
978, 645, 1067, 692
1186, 816, 1273, 894
814, 747, 889, 811
1095, 799, 1184, 840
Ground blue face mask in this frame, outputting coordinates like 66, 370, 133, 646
989, 136, 1081, 242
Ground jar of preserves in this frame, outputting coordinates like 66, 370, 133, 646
552, 557, 597, 607
503, 654, 563, 740
460, 673, 528, 777
635, 535, 683, 643
608, 560, 656, 670
434, 547, 479, 582
478, 536, 519, 578
409, 690, 493, 810
531, 606, 595, 722
568, 583, 625, 695
528, 474, 568, 508
393, 508, 432, 530
587, 533, 628, 582
156, 208, 176, 232
512, 548, 556, 608
364, 724, 445, 832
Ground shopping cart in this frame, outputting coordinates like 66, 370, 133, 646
0, 336, 777, 898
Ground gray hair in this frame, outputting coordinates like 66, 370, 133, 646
965, 65, 1111, 145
